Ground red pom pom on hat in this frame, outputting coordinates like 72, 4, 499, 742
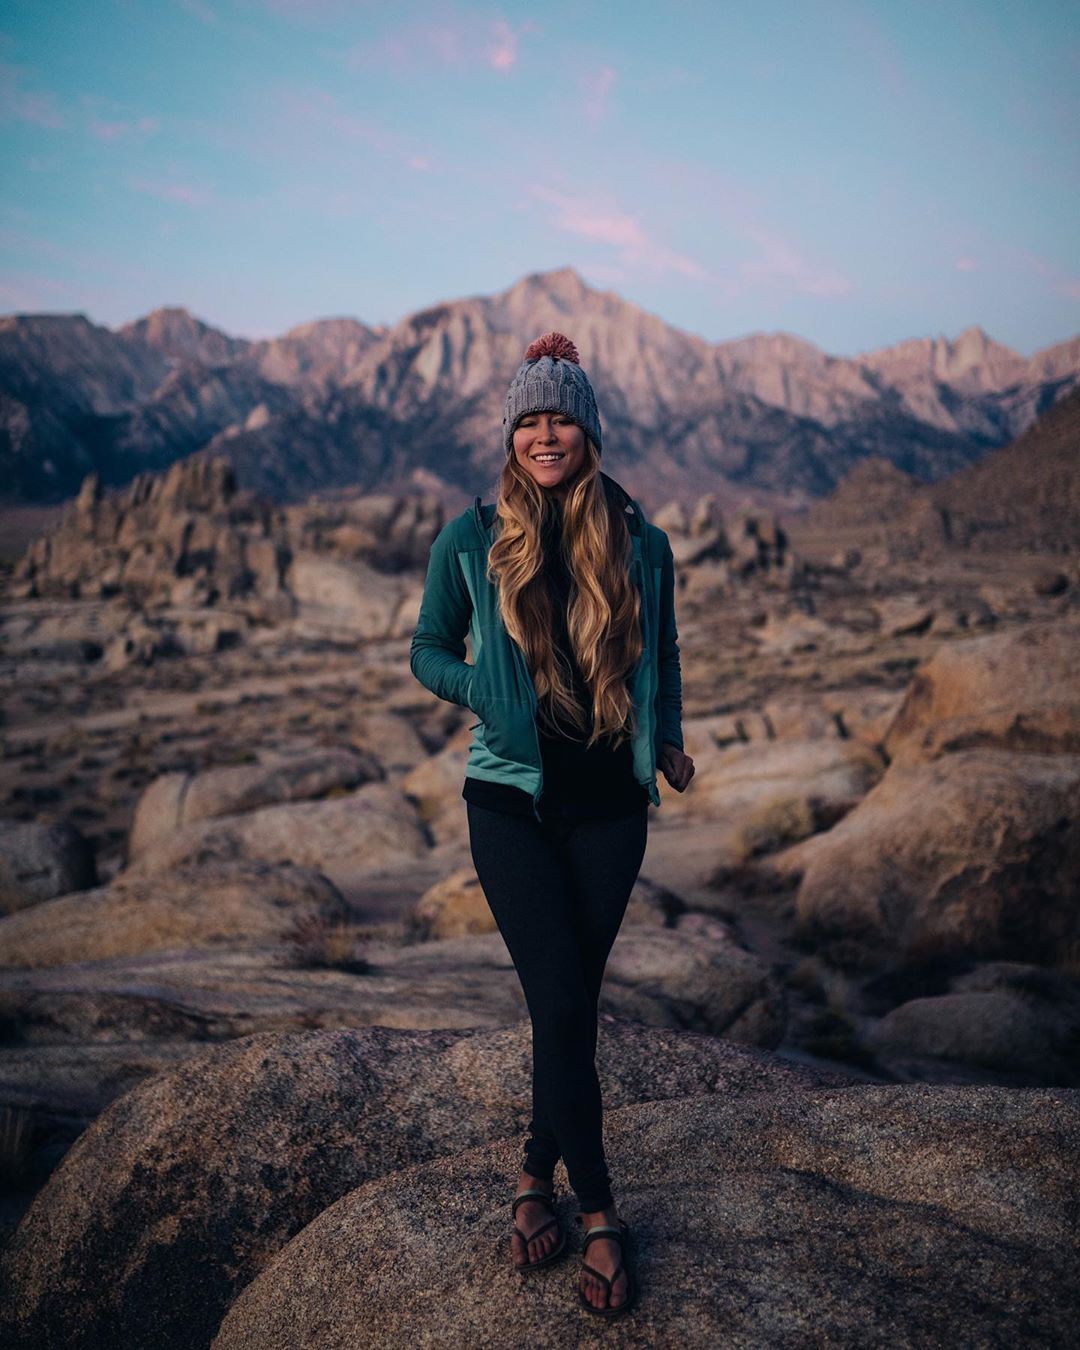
523, 331, 580, 364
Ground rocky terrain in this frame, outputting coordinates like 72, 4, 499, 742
3, 266, 1078, 508
806, 383, 1080, 559
0, 388, 1078, 1345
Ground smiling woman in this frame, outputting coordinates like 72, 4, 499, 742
409, 329, 693, 1320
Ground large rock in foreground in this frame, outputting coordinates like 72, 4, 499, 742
789, 749, 1080, 968
214, 1085, 1080, 1349
0, 1021, 850, 1350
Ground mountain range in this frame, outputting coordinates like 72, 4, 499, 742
1, 266, 1076, 510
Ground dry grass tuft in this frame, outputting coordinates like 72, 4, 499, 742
284, 913, 371, 973
731, 795, 817, 864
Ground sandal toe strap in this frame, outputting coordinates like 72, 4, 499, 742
513, 1214, 558, 1243
580, 1260, 626, 1291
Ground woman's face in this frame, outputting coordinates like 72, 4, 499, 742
512, 411, 586, 497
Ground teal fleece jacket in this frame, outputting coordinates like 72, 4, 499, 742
409, 471, 684, 821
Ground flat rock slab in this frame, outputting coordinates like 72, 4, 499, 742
214, 1085, 1080, 1350
0, 942, 527, 1044
0, 923, 782, 1048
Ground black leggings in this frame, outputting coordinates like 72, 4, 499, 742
466, 801, 649, 1213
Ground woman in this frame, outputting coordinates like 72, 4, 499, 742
409, 331, 694, 1317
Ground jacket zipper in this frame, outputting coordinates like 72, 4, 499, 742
634, 554, 661, 807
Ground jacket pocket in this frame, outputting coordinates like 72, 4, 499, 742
467, 624, 538, 765
479, 699, 534, 764
467, 641, 491, 723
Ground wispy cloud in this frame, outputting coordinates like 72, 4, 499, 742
736, 223, 851, 297
1016, 246, 1080, 301
582, 66, 616, 123
955, 256, 978, 272
274, 84, 403, 154
88, 115, 161, 142
638, 158, 852, 300
1, 65, 163, 145
341, 13, 538, 75
530, 186, 710, 280
0, 59, 66, 129
488, 19, 518, 71
128, 177, 214, 207
257, 83, 432, 178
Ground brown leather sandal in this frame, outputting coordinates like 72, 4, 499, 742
510, 1187, 567, 1272
575, 1216, 637, 1317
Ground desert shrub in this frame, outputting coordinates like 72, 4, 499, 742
732, 796, 817, 864
285, 913, 371, 974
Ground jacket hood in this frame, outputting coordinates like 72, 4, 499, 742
470, 470, 644, 544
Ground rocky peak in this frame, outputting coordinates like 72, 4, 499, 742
718, 331, 830, 371
247, 318, 384, 389
279, 317, 382, 345
857, 327, 1028, 391
507, 264, 592, 307
119, 306, 247, 367
1027, 334, 1080, 382
0, 311, 170, 419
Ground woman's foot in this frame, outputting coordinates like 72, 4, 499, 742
511, 1171, 560, 1268
578, 1207, 630, 1311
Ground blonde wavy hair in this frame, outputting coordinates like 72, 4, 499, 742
485, 436, 643, 747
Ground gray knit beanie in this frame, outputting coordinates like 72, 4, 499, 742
502, 332, 602, 457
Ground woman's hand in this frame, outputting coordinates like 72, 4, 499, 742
658, 743, 695, 792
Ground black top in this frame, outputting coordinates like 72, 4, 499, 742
462, 501, 649, 822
